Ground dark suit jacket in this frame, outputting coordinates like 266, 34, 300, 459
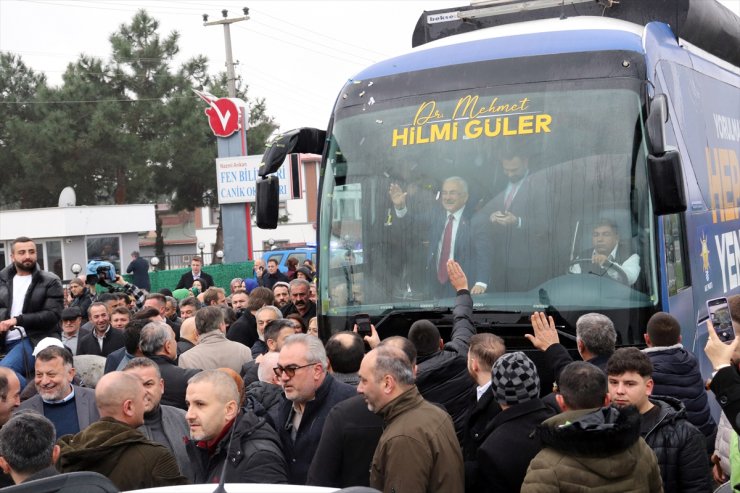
463, 387, 502, 492
477, 174, 550, 292
307, 394, 384, 488
392, 205, 490, 297
477, 398, 554, 493
18, 385, 99, 434
175, 271, 214, 290
427, 209, 491, 295
126, 257, 151, 291
148, 354, 201, 410
77, 327, 125, 357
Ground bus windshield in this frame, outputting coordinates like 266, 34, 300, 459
319, 76, 657, 325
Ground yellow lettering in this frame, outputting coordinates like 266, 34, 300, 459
453, 122, 458, 140
519, 97, 530, 111
453, 95, 479, 121
535, 114, 552, 133
465, 120, 483, 139
484, 118, 501, 137
416, 125, 429, 144
503, 117, 517, 136
430, 123, 451, 142
392, 127, 409, 147
518, 115, 534, 135
413, 101, 442, 126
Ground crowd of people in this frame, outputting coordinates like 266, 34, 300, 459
0, 235, 739, 492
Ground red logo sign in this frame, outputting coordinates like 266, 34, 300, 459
194, 90, 243, 137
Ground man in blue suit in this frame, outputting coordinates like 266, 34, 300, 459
389, 176, 489, 298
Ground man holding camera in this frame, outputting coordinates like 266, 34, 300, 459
0, 237, 64, 388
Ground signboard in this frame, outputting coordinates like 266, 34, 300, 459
194, 89, 247, 138
216, 155, 291, 204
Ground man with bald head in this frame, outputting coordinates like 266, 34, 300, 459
177, 316, 198, 354
56, 371, 187, 490
358, 345, 464, 493
185, 369, 287, 483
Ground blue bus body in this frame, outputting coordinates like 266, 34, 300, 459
256, 3, 740, 386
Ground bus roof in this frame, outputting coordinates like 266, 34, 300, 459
352, 16, 644, 80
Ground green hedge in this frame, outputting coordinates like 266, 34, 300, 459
122, 261, 255, 295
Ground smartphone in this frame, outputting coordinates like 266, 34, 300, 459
707, 297, 735, 343
355, 313, 372, 338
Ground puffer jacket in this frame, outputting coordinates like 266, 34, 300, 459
522, 406, 663, 492
644, 396, 713, 493
68, 287, 94, 322
186, 409, 288, 484
415, 289, 476, 443
57, 417, 188, 490
644, 344, 716, 437
0, 263, 63, 346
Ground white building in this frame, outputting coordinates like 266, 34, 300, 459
0, 204, 156, 281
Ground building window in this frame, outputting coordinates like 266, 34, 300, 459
87, 236, 122, 274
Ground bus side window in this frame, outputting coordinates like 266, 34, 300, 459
664, 214, 690, 296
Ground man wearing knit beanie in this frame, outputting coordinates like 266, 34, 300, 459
476, 352, 554, 493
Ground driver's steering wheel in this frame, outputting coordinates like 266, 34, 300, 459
568, 258, 629, 285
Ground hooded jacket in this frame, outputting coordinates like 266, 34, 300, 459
371, 386, 464, 493
643, 396, 713, 493
186, 409, 288, 484
0, 263, 63, 347
522, 406, 663, 492
56, 417, 188, 491
644, 344, 716, 438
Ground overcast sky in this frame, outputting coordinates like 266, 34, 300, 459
1, 0, 738, 134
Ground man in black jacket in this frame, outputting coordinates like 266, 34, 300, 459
274, 333, 355, 484
643, 311, 716, 451
463, 333, 505, 492
409, 259, 477, 443
175, 257, 214, 290
126, 251, 150, 292
76, 303, 125, 357
185, 369, 287, 484
607, 347, 711, 493
0, 237, 64, 388
139, 322, 200, 410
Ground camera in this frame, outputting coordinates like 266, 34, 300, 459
85, 260, 116, 285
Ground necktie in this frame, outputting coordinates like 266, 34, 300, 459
504, 185, 516, 211
438, 215, 454, 284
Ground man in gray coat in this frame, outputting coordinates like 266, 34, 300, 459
123, 357, 192, 481
18, 345, 98, 437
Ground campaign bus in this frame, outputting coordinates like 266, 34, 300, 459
256, 0, 740, 380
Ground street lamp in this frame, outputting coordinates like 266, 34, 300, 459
216, 250, 224, 263
197, 242, 205, 259
70, 263, 82, 276
150, 257, 160, 270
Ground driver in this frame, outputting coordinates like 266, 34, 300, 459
569, 218, 640, 286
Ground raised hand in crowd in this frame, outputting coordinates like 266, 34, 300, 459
525, 311, 560, 352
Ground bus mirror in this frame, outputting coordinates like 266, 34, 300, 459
256, 175, 280, 229
647, 149, 687, 216
258, 127, 327, 176
646, 94, 668, 155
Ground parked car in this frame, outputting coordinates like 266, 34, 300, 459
262, 247, 316, 274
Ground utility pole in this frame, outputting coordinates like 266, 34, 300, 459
202, 8, 252, 265
203, 8, 249, 97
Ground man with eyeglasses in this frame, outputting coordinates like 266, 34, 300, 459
59, 307, 90, 356
569, 218, 640, 286
389, 176, 489, 298
273, 333, 355, 485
